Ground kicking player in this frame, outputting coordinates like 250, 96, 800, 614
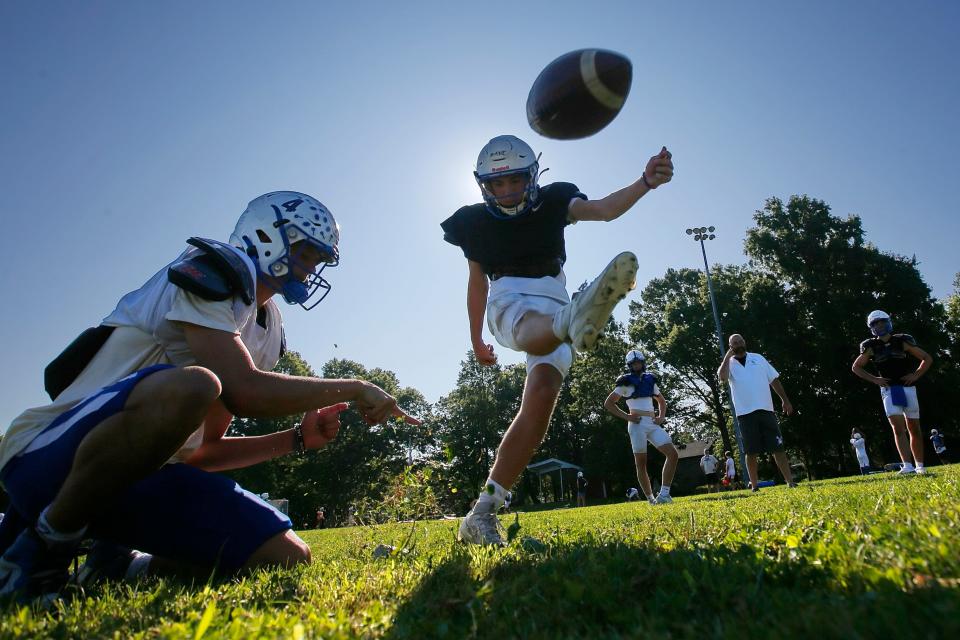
441, 135, 673, 545
0, 191, 417, 603
603, 351, 678, 504
852, 310, 933, 475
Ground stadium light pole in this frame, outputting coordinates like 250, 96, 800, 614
685, 226, 748, 485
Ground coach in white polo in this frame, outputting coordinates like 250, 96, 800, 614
717, 334, 797, 491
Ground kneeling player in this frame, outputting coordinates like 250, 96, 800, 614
852, 310, 933, 475
603, 351, 678, 504
0, 191, 417, 603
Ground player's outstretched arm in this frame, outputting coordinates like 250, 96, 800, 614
186, 403, 349, 472
181, 322, 415, 424
568, 147, 673, 223
467, 260, 497, 366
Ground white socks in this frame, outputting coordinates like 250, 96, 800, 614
474, 478, 509, 514
36, 507, 87, 546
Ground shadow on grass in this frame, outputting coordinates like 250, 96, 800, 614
384, 538, 958, 640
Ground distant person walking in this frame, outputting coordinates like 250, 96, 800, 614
718, 334, 797, 491
850, 430, 870, 475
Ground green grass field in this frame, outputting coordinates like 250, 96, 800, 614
3, 467, 958, 639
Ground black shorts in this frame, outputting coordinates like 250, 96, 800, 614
704, 472, 719, 483
737, 409, 784, 455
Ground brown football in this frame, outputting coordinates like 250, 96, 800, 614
526, 49, 632, 140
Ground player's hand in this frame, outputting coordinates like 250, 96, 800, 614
653, 416, 666, 425
781, 399, 795, 416
901, 372, 920, 385
300, 403, 348, 450
473, 340, 498, 366
353, 383, 422, 426
643, 147, 673, 189
875, 376, 891, 387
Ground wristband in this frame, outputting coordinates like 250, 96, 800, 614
293, 424, 306, 453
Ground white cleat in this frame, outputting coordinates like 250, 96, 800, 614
553, 252, 638, 352
458, 511, 506, 547
914, 467, 927, 475
655, 494, 673, 504
896, 466, 916, 476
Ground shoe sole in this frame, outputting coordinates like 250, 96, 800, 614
570, 252, 638, 351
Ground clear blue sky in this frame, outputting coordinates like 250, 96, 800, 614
2, 1, 958, 428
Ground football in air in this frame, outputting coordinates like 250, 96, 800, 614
526, 48, 632, 140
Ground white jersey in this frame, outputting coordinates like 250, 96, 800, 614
0, 243, 284, 473
726, 352, 779, 415
851, 436, 869, 465
725, 458, 736, 478
700, 454, 719, 474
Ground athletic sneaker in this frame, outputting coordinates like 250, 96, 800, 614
647, 497, 658, 505
73, 541, 150, 587
0, 527, 77, 605
655, 494, 673, 504
896, 466, 916, 476
914, 467, 927, 475
553, 252, 638, 351
458, 511, 506, 547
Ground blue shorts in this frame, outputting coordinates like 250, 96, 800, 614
0, 365, 292, 571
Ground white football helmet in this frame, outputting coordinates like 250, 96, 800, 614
474, 135, 541, 217
230, 191, 340, 309
625, 350, 645, 366
866, 309, 892, 336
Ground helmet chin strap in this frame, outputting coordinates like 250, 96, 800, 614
281, 280, 310, 305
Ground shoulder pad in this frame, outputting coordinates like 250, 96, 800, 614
615, 374, 632, 387
167, 238, 255, 305
859, 338, 876, 354
895, 333, 917, 346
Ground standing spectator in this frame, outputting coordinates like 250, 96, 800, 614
718, 334, 797, 491
852, 310, 933, 475
576, 472, 588, 507
700, 449, 721, 493
850, 430, 871, 475
346, 505, 356, 527
930, 429, 949, 464
314, 507, 326, 529
722, 451, 736, 490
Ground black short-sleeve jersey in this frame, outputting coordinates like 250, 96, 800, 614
440, 182, 586, 276
859, 333, 919, 383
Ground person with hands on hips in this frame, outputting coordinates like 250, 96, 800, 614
603, 350, 678, 505
852, 310, 933, 475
